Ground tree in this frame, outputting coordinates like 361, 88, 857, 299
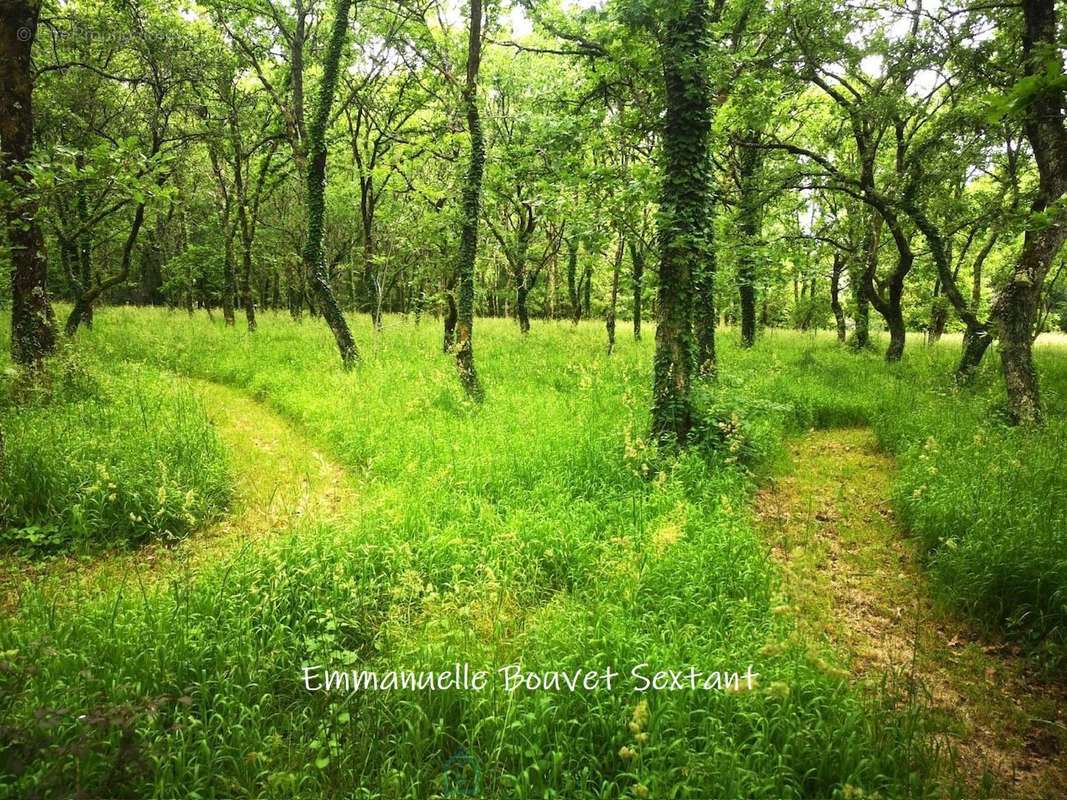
2, 0, 58, 366
988, 0, 1067, 425
302, 0, 359, 368
650, 0, 714, 446
454, 0, 485, 400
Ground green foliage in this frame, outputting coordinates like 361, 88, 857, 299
0, 354, 232, 551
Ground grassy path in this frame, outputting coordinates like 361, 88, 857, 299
756, 428, 1067, 799
1, 375, 356, 604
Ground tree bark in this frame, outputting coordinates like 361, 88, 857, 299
607, 229, 624, 354
301, 0, 359, 368
2, 2, 57, 366
694, 204, 717, 375
988, 0, 1067, 424
830, 252, 846, 342
454, 0, 484, 400
629, 240, 643, 340
651, 0, 712, 447
567, 236, 581, 324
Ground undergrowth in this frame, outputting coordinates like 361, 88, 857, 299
0, 311, 945, 799
0, 350, 232, 552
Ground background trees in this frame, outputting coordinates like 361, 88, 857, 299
3, 0, 1066, 423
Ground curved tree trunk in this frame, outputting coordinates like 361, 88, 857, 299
830, 253, 846, 342
301, 0, 358, 368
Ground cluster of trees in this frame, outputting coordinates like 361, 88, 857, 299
2, 0, 1065, 440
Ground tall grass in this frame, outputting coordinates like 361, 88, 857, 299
0, 310, 942, 799
729, 329, 1067, 672
0, 351, 232, 551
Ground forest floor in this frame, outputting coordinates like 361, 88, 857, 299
755, 428, 1067, 800
0, 376, 356, 606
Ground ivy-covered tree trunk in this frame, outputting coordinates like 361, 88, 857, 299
2, 2, 57, 366
989, 0, 1067, 425
830, 252, 847, 342
651, 0, 713, 447
737, 143, 762, 348
629, 240, 643, 340
302, 0, 359, 368
454, 0, 484, 399
606, 230, 624, 354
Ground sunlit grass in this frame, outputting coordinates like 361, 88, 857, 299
0, 309, 949, 798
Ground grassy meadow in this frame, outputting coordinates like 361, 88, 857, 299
1, 308, 1065, 798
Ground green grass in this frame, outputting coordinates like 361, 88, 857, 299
725, 329, 1067, 672
0, 350, 233, 552
0, 310, 947, 799
6, 310, 1066, 796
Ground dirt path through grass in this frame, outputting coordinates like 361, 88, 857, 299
1, 376, 356, 604
756, 428, 1067, 799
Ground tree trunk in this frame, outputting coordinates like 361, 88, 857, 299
443, 289, 457, 352
582, 261, 592, 320
651, 0, 712, 447
75, 154, 93, 327
737, 143, 762, 348
66, 202, 145, 336
630, 240, 643, 340
453, 0, 484, 400
607, 229, 624, 354
830, 252, 846, 342
694, 205, 717, 375
988, 0, 1067, 425
222, 220, 237, 325
567, 237, 580, 324
884, 302, 906, 363
301, 0, 358, 368
2, 3, 57, 365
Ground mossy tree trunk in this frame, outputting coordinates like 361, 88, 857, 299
988, 0, 1067, 425
651, 0, 713, 447
302, 0, 359, 368
454, 0, 484, 400
2, 2, 57, 366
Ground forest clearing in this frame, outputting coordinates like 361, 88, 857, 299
3, 0, 1067, 797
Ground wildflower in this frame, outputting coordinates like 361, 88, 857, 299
765, 681, 791, 701
633, 783, 650, 798
618, 745, 637, 761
